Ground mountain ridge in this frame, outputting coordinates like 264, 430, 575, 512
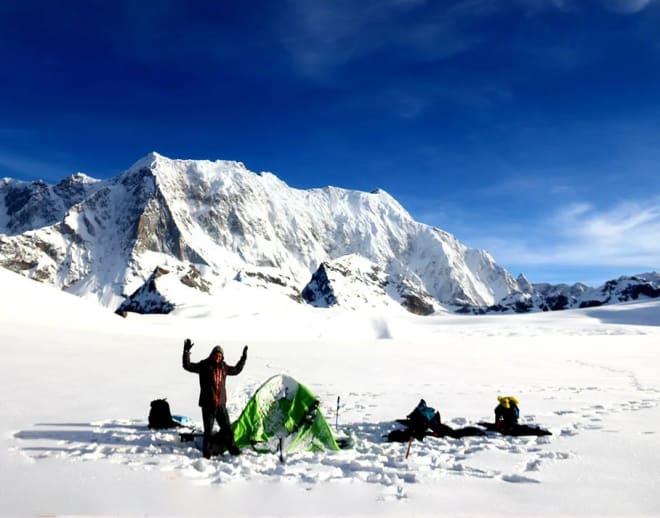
3, 152, 656, 316
460, 271, 660, 314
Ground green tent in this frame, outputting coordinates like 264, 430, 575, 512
232, 374, 340, 453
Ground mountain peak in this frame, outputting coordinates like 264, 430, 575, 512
125, 152, 251, 181
516, 273, 533, 293
128, 151, 169, 172
57, 172, 100, 185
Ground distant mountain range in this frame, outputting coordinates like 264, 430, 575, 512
460, 272, 660, 314
1, 152, 658, 316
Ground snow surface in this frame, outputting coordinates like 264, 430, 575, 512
2, 266, 660, 516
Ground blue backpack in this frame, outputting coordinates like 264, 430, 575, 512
405, 399, 442, 437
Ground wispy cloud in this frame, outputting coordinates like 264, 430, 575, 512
517, 0, 657, 13
475, 175, 577, 200
383, 90, 434, 120
598, 0, 656, 14
475, 198, 660, 271
339, 80, 515, 121
277, 0, 489, 80
0, 149, 74, 181
277, 0, 659, 82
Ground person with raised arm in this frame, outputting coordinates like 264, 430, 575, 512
182, 338, 247, 458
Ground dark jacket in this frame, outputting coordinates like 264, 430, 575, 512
495, 403, 519, 430
183, 348, 246, 408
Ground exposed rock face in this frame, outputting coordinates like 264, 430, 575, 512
235, 268, 302, 302
1, 152, 521, 314
1, 173, 102, 235
115, 267, 175, 315
581, 274, 660, 307
115, 264, 217, 315
180, 265, 211, 292
302, 254, 436, 314
393, 280, 436, 316
302, 263, 340, 308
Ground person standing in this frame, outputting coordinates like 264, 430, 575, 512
182, 338, 247, 458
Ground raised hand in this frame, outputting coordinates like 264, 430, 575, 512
184, 338, 194, 352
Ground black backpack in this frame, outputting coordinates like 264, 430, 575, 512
148, 399, 178, 429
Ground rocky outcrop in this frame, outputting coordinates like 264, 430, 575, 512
115, 267, 175, 315
235, 268, 302, 302
302, 255, 436, 314
115, 264, 216, 315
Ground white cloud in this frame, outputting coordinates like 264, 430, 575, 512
470, 198, 660, 271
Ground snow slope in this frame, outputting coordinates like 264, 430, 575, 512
2, 267, 660, 516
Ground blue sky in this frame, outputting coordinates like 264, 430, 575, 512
1, 0, 659, 285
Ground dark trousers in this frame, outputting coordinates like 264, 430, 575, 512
202, 405, 235, 455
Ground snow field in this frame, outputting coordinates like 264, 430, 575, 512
2, 267, 660, 516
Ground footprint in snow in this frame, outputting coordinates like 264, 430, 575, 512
525, 459, 542, 472
501, 473, 541, 484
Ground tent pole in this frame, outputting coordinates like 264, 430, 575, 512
405, 436, 413, 459
279, 437, 285, 463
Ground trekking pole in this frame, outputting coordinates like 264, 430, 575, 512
405, 436, 413, 460
335, 396, 340, 431
278, 437, 285, 464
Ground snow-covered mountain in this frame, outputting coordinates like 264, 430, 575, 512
0, 173, 102, 235
0, 152, 521, 314
464, 272, 660, 314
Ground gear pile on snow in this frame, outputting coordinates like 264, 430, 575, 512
387, 399, 485, 442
